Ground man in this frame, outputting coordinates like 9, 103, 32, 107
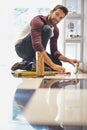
11, 5, 79, 72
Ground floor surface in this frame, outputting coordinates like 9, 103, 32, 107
1, 65, 87, 130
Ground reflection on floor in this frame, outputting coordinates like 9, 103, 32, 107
1, 65, 87, 130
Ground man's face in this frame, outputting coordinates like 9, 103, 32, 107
48, 9, 65, 26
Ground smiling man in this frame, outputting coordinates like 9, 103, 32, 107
11, 5, 79, 72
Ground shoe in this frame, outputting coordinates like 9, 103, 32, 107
44, 66, 52, 71
11, 61, 28, 71
11, 60, 53, 71
31, 62, 52, 71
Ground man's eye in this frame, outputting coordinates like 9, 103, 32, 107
55, 13, 59, 16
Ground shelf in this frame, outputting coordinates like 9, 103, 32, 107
65, 37, 82, 43
63, 0, 83, 62
66, 13, 81, 19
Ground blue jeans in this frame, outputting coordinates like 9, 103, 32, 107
15, 25, 62, 66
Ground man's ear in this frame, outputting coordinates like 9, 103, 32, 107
50, 10, 53, 13
49, 10, 53, 15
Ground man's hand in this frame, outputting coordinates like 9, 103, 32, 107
41, 51, 65, 72
40, 51, 65, 72
58, 55, 79, 67
51, 63, 65, 72
69, 59, 79, 67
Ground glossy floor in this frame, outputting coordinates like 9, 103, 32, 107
1, 65, 87, 130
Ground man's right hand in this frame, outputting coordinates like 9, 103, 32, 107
51, 63, 65, 72
40, 51, 65, 72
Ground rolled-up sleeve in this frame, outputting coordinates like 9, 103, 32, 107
50, 26, 62, 59
30, 16, 45, 52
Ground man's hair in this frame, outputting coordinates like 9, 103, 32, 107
52, 5, 68, 16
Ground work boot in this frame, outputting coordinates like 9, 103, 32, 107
31, 62, 53, 71
11, 61, 29, 71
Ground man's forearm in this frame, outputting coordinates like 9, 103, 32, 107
58, 55, 70, 63
41, 51, 54, 68
58, 55, 79, 67
39, 51, 65, 72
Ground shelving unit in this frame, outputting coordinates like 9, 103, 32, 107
63, 0, 84, 62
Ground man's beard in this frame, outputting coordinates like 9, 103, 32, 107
48, 17, 57, 26
48, 17, 55, 26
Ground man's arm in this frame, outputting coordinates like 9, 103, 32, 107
41, 51, 65, 72
58, 55, 79, 67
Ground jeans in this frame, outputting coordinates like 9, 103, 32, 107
15, 25, 62, 66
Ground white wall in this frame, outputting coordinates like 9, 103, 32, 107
81, 0, 87, 72
83, 0, 87, 63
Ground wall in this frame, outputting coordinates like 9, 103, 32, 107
83, 0, 87, 62
83, 0, 87, 72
